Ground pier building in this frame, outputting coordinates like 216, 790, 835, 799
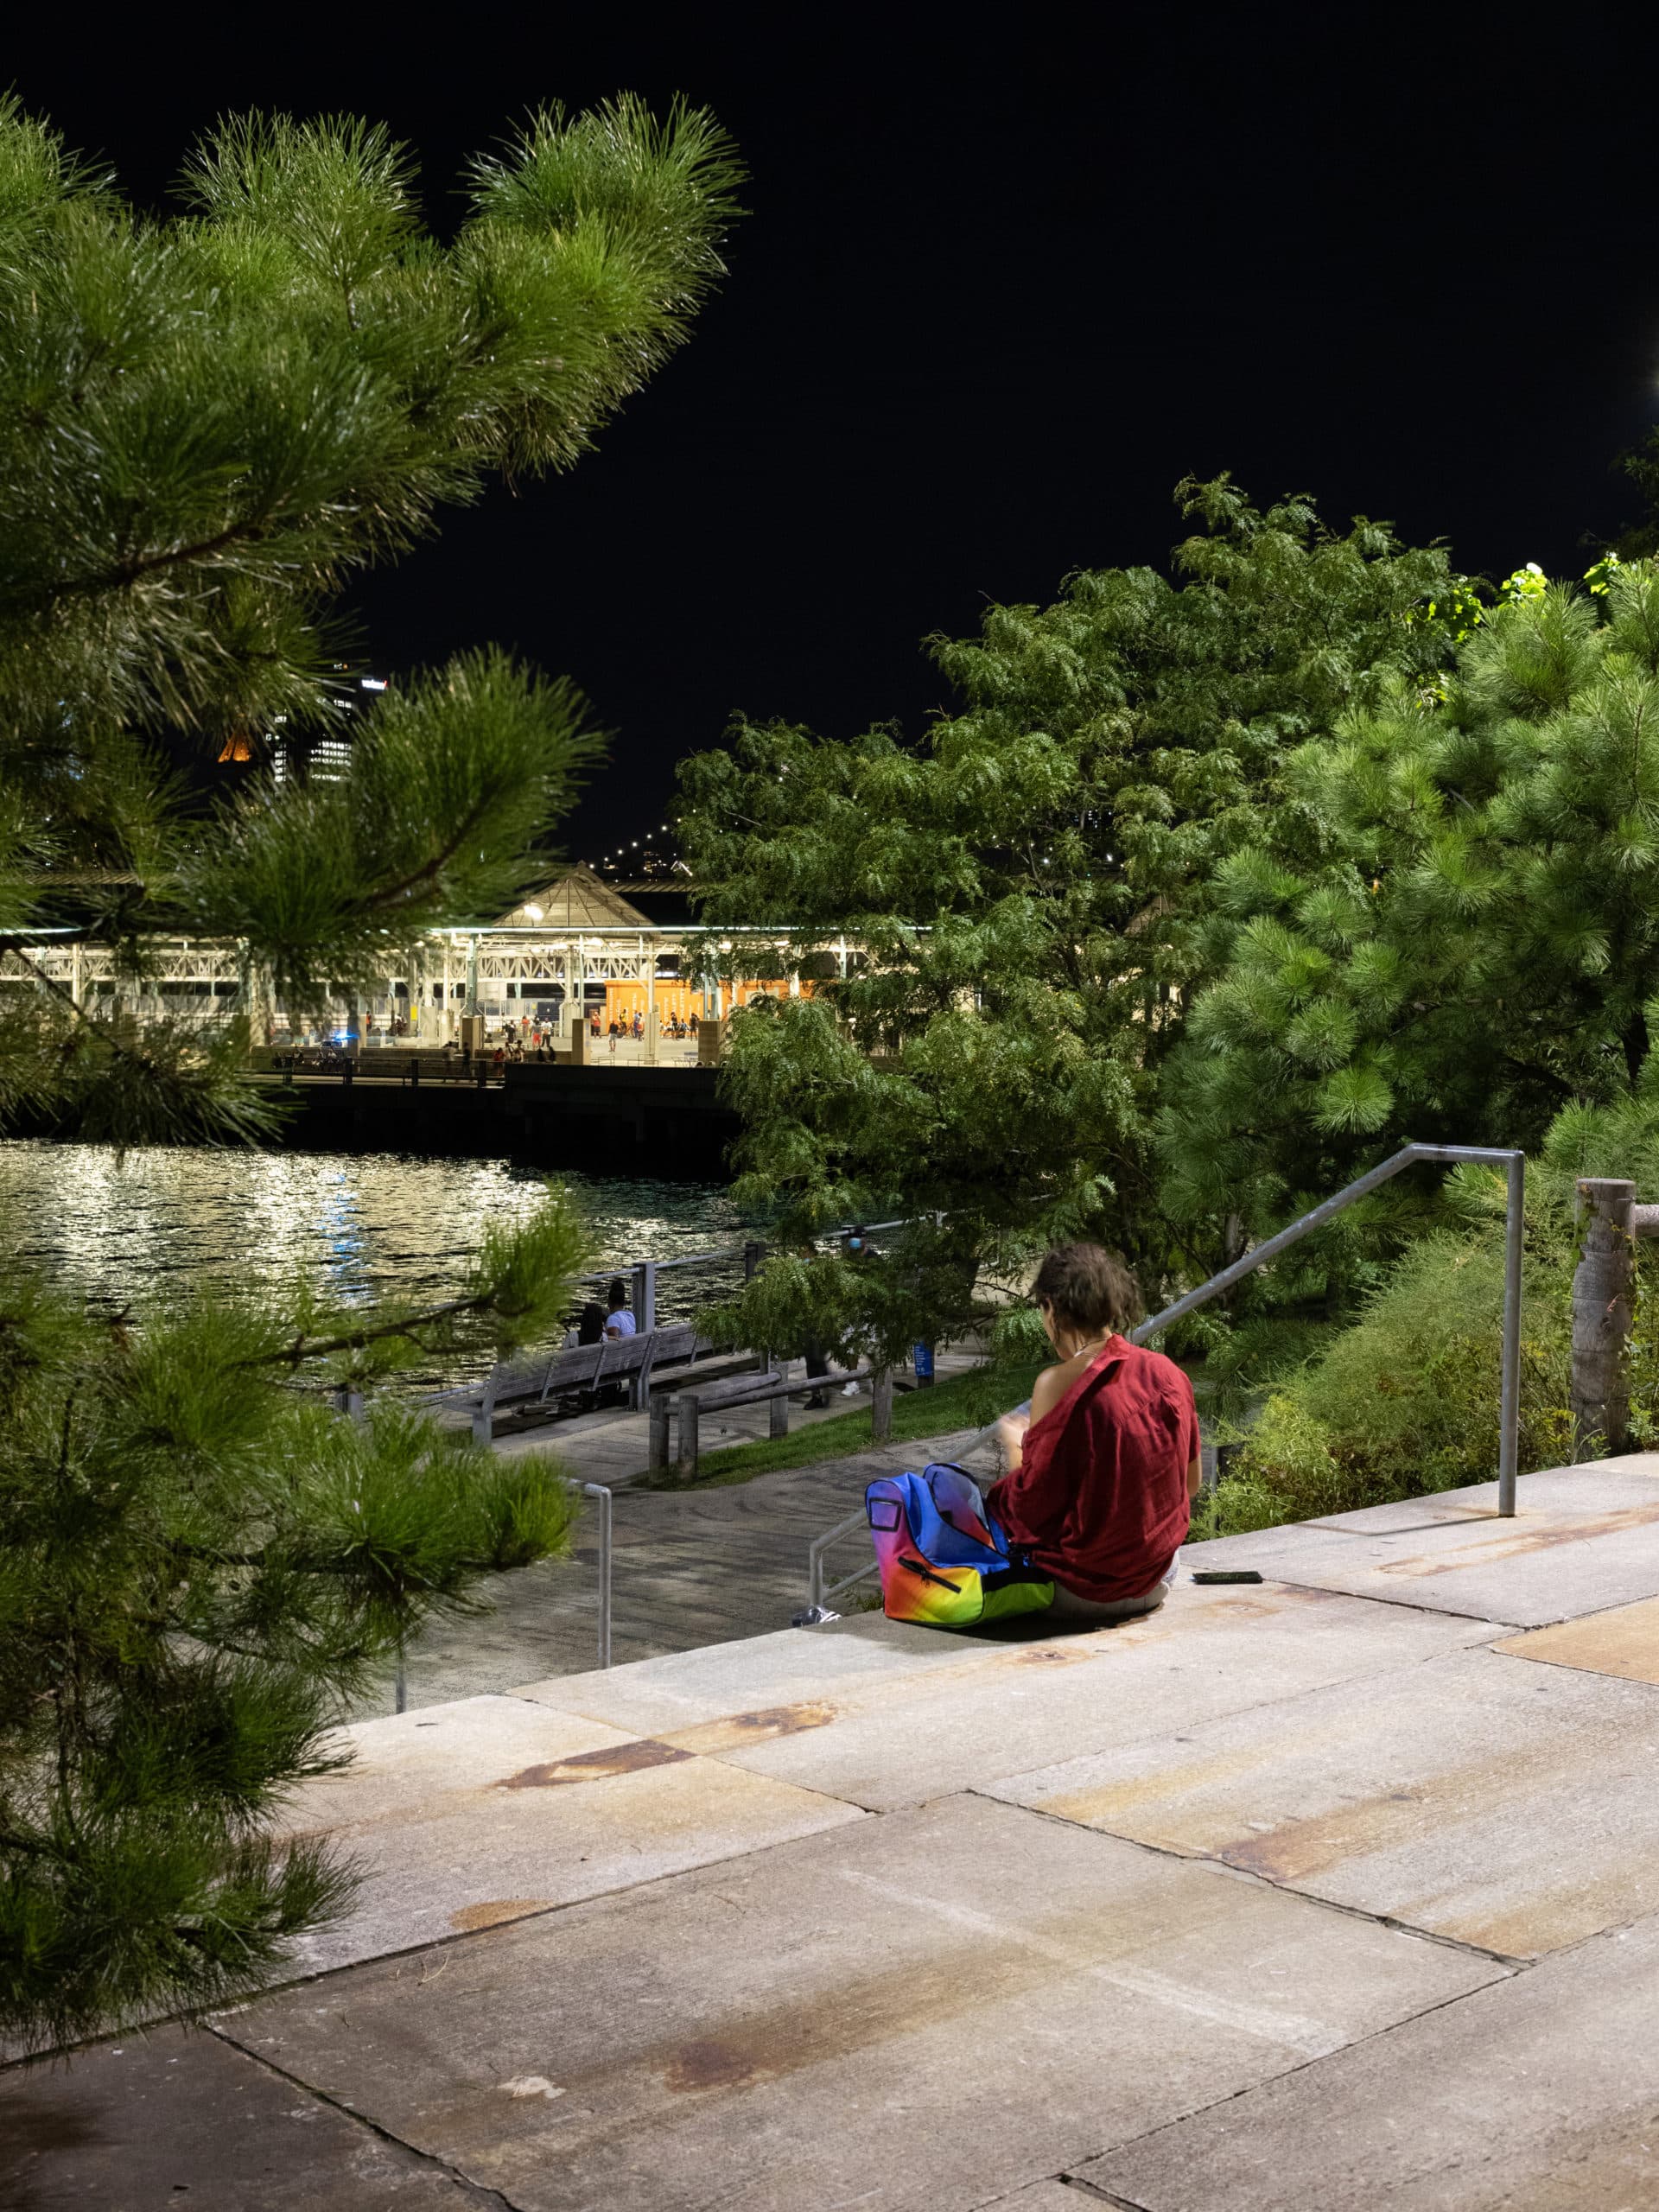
8, 866, 836, 1064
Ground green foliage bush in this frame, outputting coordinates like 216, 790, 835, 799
1189, 1111, 1659, 1536
1194, 1226, 1573, 1537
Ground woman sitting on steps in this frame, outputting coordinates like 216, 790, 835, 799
988, 1243, 1201, 1624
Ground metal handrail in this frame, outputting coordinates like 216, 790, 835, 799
1131, 1143, 1523, 1516
800, 1141, 1527, 1612
392, 1478, 613, 1710
809, 1507, 877, 1613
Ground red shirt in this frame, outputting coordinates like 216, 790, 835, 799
985, 1337, 1198, 1602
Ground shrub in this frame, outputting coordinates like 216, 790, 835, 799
1193, 1208, 1573, 1538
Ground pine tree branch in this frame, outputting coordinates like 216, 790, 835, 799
43, 511, 282, 605
238, 1293, 498, 1370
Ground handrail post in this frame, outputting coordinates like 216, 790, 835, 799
581, 1482, 613, 1669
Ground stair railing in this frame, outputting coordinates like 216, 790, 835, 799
803, 1141, 1525, 1616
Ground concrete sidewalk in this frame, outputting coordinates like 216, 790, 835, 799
12, 1453, 1659, 2209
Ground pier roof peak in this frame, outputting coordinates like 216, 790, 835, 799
497, 864, 653, 931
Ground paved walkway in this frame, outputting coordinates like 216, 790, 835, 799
14, 1454, 1659, 2208
389, 1416, 991, 1710
388, 1351, 990, 1711
480, 1342, 988, 1487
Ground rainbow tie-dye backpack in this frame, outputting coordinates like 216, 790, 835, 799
865, 1463, 1054, 1626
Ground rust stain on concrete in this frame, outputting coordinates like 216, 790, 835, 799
1218, 1791, 1440, 1885
498, 1740, 694, 1789
651, 1894, 1167, 2101
1496, 1597, 1659, 1684
1042, 1737, 1325, 1839
449, 1899, 550, 1932
1376, 1502, 1659, 1579
664, 2037, 770, 2094
664, 1704, 839, 1756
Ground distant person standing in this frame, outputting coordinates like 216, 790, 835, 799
840, 1230, 875, 1395
603, 1278, 636, 1339
801, 1242, 831, 1409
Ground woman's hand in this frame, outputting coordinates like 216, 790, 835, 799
995, 1408, 1031, 1473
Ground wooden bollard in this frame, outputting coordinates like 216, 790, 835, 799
676, 1393, 701, 1483
648, 1395, 671, 1472
1573, 1178, 1635, 1455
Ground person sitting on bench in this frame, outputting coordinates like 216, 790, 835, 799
988, 1243, 1200, 1624
603, 1279, 637, 1339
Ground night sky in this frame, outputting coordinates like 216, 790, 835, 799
10, 10, 1659, 861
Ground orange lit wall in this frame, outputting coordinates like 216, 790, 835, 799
599, 977, 813, 1027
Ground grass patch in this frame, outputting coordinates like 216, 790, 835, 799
640, 1360, 1044, 1491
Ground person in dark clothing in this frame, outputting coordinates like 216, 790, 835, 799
799, 1242, 830, 1408
562, 1301, 606, 1349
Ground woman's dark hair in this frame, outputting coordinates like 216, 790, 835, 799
1031, 1243, 1141, 1336
576, 1302, 606, 1345
607, 1276, 628, 1309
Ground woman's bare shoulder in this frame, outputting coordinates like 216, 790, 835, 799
1031, 1350, 1090, 1421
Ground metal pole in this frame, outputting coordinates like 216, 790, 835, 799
1498, 1151, 1524, 1517
582, 1482, 613, 1669
394, 1643, 407, 1714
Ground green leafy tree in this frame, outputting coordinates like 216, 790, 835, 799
677, 480, 1457, 1357
1162, 563, 1659, 1244
0, 92, 740, 2050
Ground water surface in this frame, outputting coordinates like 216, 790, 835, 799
0, 1142, 753, 1378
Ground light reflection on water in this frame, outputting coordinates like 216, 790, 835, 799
0, 1142, 753, 1383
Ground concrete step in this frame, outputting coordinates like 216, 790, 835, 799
17, 1452, 1659, 2209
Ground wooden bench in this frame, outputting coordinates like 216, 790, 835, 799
652, 1364, 893, 1480
432, 1323, 701, 1442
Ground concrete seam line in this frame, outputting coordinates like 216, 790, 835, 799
1059, 2177, 1150, 2209
1040, 1945, 1537, 2185
971, 1791, 1532, 1972
1247, 1572, 1529, 1627
199, 1799, 887, 2005
206, 2024, 526, 2212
